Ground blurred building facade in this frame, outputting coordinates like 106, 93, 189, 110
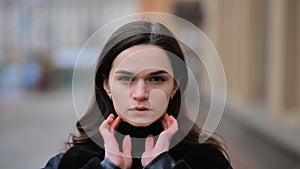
140, 0, 300, 127
0, 0, 138, 92
198, 0, 300, 158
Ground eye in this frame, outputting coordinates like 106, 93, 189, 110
148, 76, 166, 83
118, 76, 133, 82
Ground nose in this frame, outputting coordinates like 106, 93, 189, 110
131, 80, 149, 101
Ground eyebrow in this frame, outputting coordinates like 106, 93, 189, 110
115, 70, 169, 76
149, 70, 168, 76
115, 70, 134, 75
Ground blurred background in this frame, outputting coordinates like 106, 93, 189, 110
0, 0, 299, 169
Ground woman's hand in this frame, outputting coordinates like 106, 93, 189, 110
141, 114, 178, 167
99, 114, 132, 169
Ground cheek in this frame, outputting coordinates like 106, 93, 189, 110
111, 85, 129, 113
149, 89, 169, 112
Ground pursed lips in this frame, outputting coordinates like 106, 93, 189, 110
129, 106, 151, 111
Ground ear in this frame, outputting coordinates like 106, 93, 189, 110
171, 80, 179, 97
103, 79, 112, 99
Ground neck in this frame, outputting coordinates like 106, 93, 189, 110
116, 120, 163, 138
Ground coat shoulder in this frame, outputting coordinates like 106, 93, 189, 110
170, 142, 231, 169
58, 141, 104, 169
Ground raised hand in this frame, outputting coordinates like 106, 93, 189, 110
141, 114, 178, 167
99, 114, 132, 169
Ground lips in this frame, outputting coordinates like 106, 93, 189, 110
130, 106, 150, 111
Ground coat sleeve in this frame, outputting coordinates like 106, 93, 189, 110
64, 152, 191, 169
144, 152, 192, 169
42, 153, 65, 169
81, 157, 121, 169
75, 152, 193, 169
57, 143, 106, 169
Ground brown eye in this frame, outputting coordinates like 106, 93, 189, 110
149, 76, 165, 82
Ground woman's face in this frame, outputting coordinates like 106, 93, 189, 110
104, 44, 178, 127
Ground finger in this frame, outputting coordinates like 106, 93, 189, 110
122, 135, 132, 169
164, 114, 172, 128
169, 115, 176, 123
168, 115, 174, 127
167, 116, 178, 134
111, 116, 122, 130
106, 113, 115, 125
99, 114, 116, 137
169, 115, 177, 127
100, 114, 114, 129
99, 119, 109, 135
162, 114, 169, 124
160, 116, 167, 130
101, 114, 115, 131
145, 135, 154, 152
122, 135, 132, 157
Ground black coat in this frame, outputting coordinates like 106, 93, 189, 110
57, 139, 232, 169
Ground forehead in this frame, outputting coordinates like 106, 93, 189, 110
111, 45, 174, 75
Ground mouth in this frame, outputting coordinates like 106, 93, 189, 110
129, 106, 150, 111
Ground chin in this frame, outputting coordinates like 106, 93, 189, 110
126, 120, 154, 127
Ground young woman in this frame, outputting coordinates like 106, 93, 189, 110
46, 20, 232, 169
